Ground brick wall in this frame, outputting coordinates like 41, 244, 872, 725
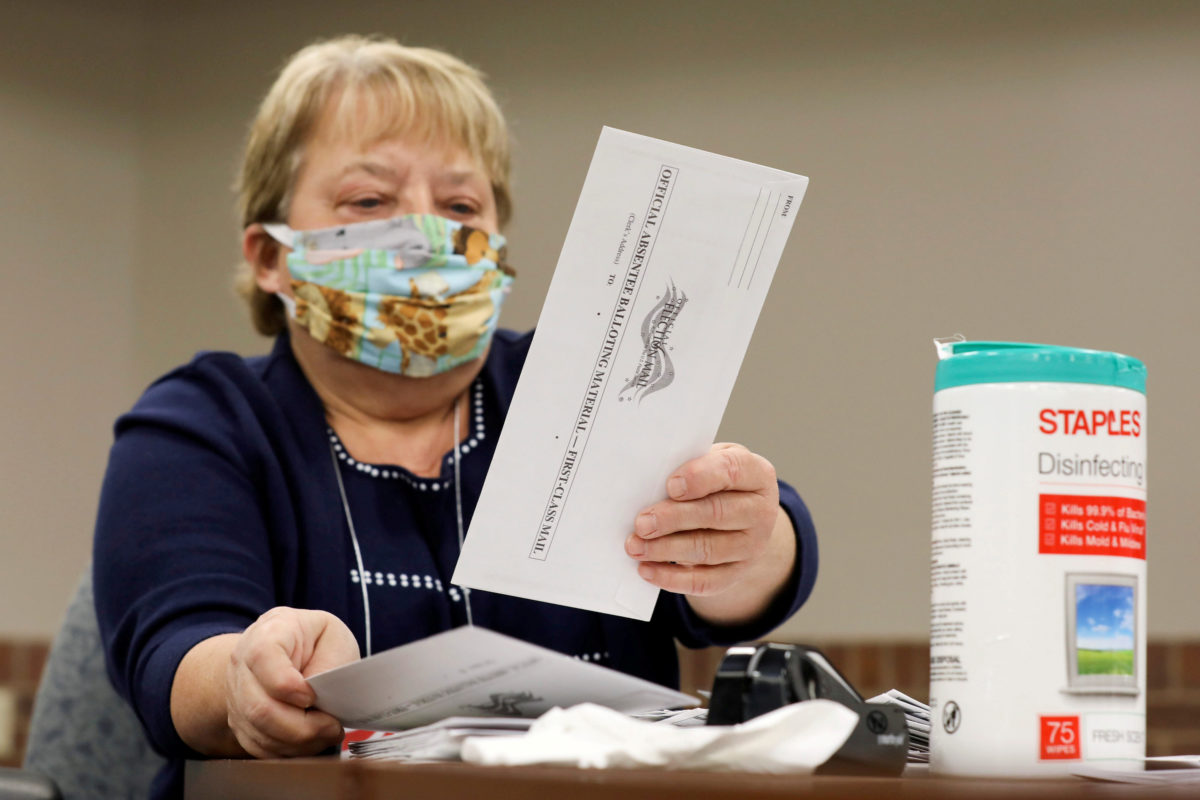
678, 639, 1200, 757
0, 639, 50, 768
2, 637, 1196, 765
675, 640, 931, 707
1147, 642, 1200, 755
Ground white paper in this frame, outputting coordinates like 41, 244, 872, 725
1074, 756, 1200, 785
461, 700, 857, 772
348, 717, 533, 761
453, 127, 808, 619
306, 626, 696, 731
868, 690, 930, 762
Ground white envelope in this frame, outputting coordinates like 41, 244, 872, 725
453, 127, 808, 620
307, 626, 695, 731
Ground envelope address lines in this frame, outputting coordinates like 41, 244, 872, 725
730, 187, 794, 291
528, 164, 680, 562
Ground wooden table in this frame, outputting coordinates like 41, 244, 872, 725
185, 758, 1188, 799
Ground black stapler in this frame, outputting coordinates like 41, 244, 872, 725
706, 643, 909, 776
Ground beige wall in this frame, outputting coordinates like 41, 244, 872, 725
3, 1, 1197, 639
0, 1, 144, 635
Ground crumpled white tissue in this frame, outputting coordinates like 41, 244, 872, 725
461, 700, 858, 772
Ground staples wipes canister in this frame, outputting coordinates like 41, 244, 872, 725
929, 340, 1147, 776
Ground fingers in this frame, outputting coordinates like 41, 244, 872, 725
627, 445, 779, 565
626, 528, 757, 566
663, 443, 777, 501
237, 608, 318, 707
228, 666, 344, 758
627, 444, 784, 599
633, 492, 770, 539
302, 612, 361, 678
635, 560, 751, 597
227, 607, 360, 758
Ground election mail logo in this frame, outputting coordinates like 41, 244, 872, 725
619, 280, 689, 405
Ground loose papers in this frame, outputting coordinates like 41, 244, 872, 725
868, 690, 931, 763
1074, 756, 1200, 785
307, 626, 695, 731
347, 708, 708, 762
453, 127, 808, 620
348, 717, 533, 761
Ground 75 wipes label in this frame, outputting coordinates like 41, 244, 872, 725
1040, 716, 1081, 760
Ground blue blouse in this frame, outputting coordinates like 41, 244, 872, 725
93, 329, 818, 798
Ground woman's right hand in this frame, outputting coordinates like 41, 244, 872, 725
224, 607, 360, 758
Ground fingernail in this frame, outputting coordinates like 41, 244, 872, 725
667, 476, 687, 498
635, 512, 657, 537
625, 534, 645, 556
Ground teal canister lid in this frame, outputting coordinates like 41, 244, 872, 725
934, 340, 1146, 394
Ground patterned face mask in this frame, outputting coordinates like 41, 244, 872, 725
264, 215, 514, 377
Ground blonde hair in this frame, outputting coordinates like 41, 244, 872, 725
234, 35, 513, 335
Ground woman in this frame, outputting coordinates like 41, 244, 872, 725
94, 35, 818, 798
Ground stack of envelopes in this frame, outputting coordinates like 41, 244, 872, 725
868, 690, 930, 763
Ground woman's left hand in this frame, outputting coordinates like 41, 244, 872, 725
624, 442, 797, 626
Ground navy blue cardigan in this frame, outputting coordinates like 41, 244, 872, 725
94, 330, 818, 797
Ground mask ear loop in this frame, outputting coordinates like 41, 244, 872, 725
453, 395, 475, 627
330, 390, 474, 658
261, 222, 295, 247
262, 223, 301, 319
330, 442, 373, 657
